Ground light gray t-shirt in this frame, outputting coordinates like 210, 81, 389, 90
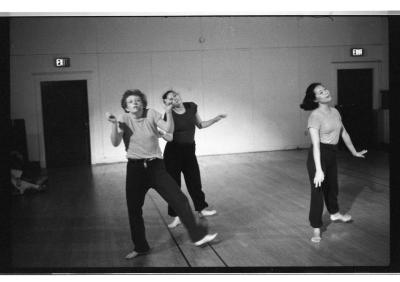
118, 109, 163, 159
307, 107, 343, 145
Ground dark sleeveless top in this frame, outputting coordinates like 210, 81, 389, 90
165, 102, 198, 144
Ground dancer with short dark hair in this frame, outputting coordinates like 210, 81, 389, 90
161, 90, 226, 228
300, 83, 367, 243
106, 89, 217, 259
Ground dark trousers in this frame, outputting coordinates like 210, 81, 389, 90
125, 158, 208, 252
306, 143, 340, 228
164, 142, 208, 217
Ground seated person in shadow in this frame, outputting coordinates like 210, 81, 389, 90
10, 150, 48, 195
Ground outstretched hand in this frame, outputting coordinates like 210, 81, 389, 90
105, 112, 117, 124
216, 114, 227, 121
353, 149, 368, 158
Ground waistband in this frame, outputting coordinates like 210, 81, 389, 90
313, 143, 338, 151
128, 157, 158, 163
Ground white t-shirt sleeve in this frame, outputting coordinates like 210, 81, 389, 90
307, 112, 321, 131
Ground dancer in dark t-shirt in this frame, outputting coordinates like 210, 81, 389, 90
162, 90, 227, 228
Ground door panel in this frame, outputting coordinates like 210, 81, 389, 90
337, 69, 373, 150
41, 80, 91, 168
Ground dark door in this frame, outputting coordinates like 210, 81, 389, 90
336, 69, 373, 150
41, 80, 91, 168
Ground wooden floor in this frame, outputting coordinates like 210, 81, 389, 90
10, 149, 389, 270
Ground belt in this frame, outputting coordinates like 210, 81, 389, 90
128, 157, 157, 168
169, 141, 195, 146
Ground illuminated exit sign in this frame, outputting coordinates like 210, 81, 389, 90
55, 57, 70, 67
351, 48, 364, 57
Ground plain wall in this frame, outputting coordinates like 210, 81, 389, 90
9, 16, 389, 166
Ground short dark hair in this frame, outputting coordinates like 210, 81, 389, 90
161, 89, 179, 100
300, 82, 321, 111
121, 89, 148, 113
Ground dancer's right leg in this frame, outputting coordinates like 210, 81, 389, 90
307, 147, 324, 243
126, 161, 150, 253
181, 144, 210, 214
149, 159, 213, 243
164, 142, 183, 218
322, 147, 339, 215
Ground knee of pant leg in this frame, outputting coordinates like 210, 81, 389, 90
170, 193, 191, 210
174, 192, 190, 205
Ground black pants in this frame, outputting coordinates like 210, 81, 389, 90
306, 143, 340, 228
125, 158, 208, 252
164, 142, 208, 217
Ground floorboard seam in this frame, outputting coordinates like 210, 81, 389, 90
148, 193, 192, 267
208, 244, 228, 267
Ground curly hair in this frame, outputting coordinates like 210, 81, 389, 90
121, 89, 148, 113
299, 82, 321, 111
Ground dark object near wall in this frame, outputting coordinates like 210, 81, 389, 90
381, 90, 389, 109
11, 119, 28, 162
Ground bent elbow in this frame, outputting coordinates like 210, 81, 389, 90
111, 138, 121, 147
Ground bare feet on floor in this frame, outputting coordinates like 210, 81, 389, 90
311, 228, 321, 243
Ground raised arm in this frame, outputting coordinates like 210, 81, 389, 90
309, 127, 324, 188
106, 112, 123, 147
156, 104, 174, 134
341, 126, 367, 158
195, 113, 227, 129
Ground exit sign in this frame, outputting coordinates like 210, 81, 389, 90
351, 48, 364, 57
55, 57, 70, 67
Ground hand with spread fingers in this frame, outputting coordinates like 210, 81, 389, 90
352, 149, 368, 158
